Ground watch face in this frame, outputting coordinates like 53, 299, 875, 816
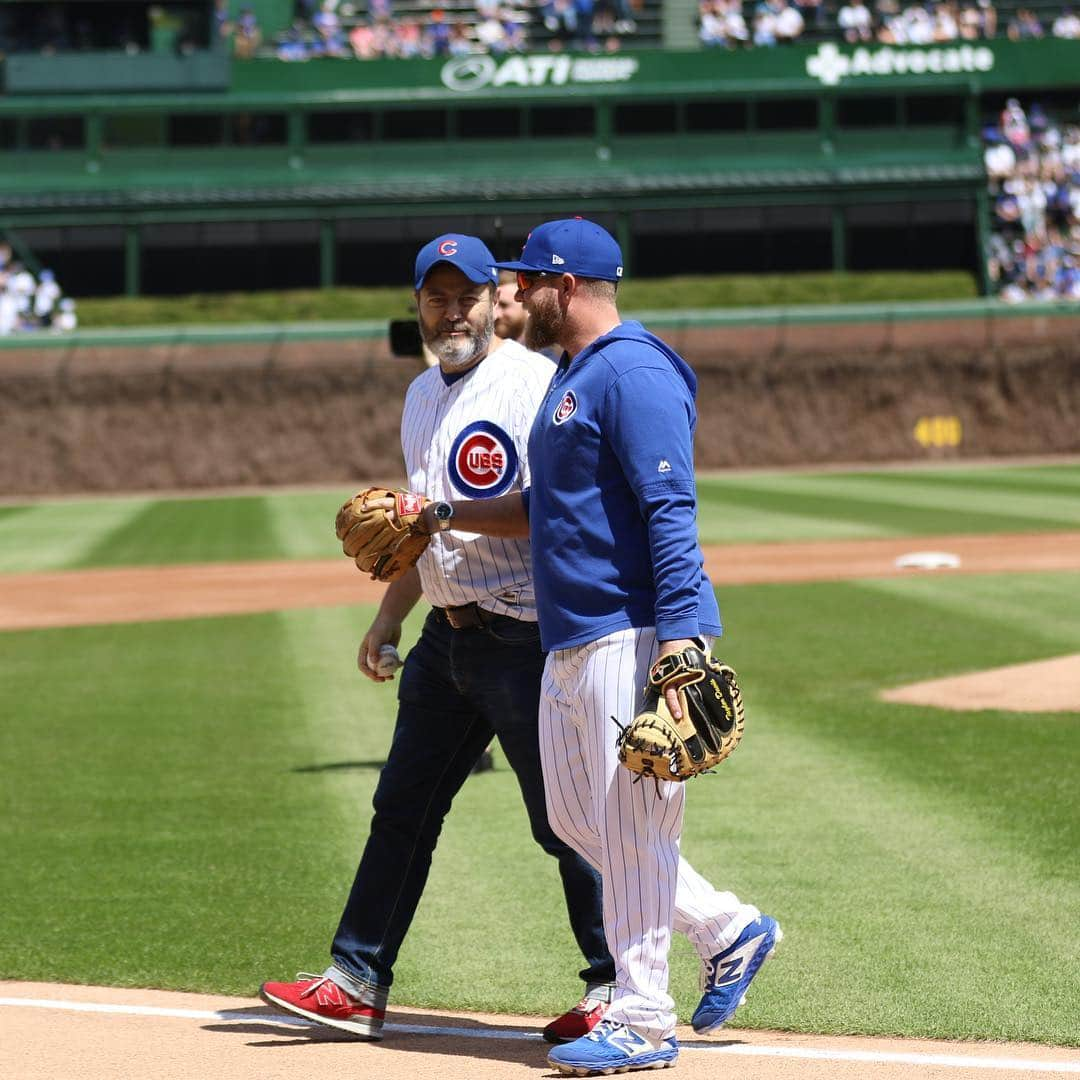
435, 502, 453, 520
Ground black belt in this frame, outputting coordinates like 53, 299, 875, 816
439, 603, 492, 630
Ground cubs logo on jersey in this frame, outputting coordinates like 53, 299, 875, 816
448, 420, 518, 498
553, 390, 578, 425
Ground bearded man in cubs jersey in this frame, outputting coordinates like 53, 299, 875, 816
261, 235, 615, 1044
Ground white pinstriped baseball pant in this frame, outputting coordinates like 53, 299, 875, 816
539, 626, 759, 1042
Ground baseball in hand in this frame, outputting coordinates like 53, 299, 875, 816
373, 644, 403, 677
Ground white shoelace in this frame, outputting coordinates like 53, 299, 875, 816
295, 973, 334, 998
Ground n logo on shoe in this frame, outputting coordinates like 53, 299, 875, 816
713, 932, 767, 986
315, 983, 347, 1008
608, 1026, 649, 1055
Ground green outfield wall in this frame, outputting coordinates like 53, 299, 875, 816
3, 302, 1078, 494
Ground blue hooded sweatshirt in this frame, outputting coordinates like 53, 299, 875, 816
523, 320, 722, 652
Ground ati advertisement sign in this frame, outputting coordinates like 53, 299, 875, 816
440, 54, 639, 91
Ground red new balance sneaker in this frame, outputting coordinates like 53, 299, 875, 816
542, 982, 615, 1044
260, 972, 388, 1039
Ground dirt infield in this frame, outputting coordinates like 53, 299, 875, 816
4, 531, 1080, 632
3, 982, 1079, 1080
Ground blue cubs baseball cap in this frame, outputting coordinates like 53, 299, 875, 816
492, 218, 624, 282
414, 234, 498, 290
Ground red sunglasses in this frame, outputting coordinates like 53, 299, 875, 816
516, 270, 560, 292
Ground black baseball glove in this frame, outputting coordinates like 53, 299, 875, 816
616, 644, 745, 783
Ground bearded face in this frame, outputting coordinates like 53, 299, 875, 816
523, 285, 564, 353
416, 265, 495, 373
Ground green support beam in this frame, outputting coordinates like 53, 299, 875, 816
124, 225, 141, 297
974, 185, 991, 297
831, 206, 847, 273
320, 220, 336, 288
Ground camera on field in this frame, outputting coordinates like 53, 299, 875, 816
389, 318, 423, 358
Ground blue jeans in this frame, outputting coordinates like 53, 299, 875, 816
331, 608, 614, 991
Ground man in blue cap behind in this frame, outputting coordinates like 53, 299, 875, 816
261, 232, 616, 1043
409, 218, 782, 1074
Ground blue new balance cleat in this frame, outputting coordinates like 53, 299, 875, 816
547, 1019, 678, 1076
692, 914, 783, 1034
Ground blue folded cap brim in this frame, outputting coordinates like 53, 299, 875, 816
491, 258, 620, 281
490, 259, 543, 273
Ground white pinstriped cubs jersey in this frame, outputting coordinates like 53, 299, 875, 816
401, 339, 555, 620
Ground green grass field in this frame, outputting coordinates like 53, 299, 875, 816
74, 270, 978, 328
1, 462, 1078, 1046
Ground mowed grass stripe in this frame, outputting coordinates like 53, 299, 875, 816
0, 612, 353, 995
859, 570, 1080, 649
74, 497, 288, 568
695, 486, 896, 543
854, 465, 1080, 500
696, 476, 1080, 544
267, 604, 404, 836
0, 491, 348, 573
265, 491, 350, 563
0, 498, 154, 573
762, 472, 1080, 525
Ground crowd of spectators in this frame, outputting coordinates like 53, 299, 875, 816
0, 246, 77, 336
985, 99, 1080, 302
699, 0, 817, 47
835, 0, 997, 44
696, 0, 1080, 48
3, 0, 1077, 59
263, 0, 643, 59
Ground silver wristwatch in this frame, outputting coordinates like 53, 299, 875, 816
433, 501, 454, 532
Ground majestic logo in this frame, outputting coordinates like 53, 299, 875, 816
448, 421, 518, 499
657, 459, 672, 473
437, 239, 458, 256
806, 42, 993, 86
553, 390, 578, 425
441, 55, 639, 93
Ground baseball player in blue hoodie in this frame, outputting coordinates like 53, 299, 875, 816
412, 219, 781, 1075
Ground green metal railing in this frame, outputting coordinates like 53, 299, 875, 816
2, 298, 1077, 352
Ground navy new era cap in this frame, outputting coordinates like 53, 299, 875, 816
492, 218, 623, 282
414, 234, 498, 290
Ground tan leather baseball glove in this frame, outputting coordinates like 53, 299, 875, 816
335, 488, 431, 582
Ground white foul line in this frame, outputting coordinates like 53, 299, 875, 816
2, 997, 1079, 1073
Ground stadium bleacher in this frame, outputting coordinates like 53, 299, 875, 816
260, 0, 1076, 58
